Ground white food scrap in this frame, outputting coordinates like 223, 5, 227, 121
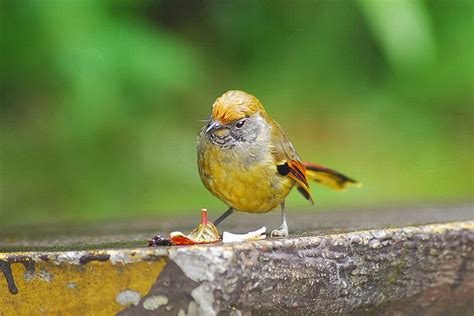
222, 227, 267, 243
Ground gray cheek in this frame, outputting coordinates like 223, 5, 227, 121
247, 126, 260, 142
232, 126, 259, 143
229, 129, 244, 142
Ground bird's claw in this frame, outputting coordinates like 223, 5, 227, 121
271, 223, 288, 238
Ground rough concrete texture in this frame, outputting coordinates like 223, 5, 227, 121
1, 221, 473, 315
1, 203, 472, 252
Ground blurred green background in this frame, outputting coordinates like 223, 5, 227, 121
1, 0, 472, 226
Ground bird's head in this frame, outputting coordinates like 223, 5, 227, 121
204, 90, 269, 148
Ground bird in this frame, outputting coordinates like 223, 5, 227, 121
197, 90, 359, 237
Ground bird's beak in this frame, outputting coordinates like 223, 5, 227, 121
205, 120, 223, 134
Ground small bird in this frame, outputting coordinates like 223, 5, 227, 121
197, 90, 359, 237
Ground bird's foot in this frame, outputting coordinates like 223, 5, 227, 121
271, 223, 288, 238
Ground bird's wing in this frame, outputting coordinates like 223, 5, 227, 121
271, 119, 314, 203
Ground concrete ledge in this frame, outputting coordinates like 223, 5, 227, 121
1, 221, 473, 315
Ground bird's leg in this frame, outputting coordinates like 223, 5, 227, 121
271, 202, 289, 237
213, 208, 234, 226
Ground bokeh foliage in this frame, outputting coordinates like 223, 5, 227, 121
1, 0, 472, 225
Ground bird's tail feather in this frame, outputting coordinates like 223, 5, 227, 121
303, 162, 360, 190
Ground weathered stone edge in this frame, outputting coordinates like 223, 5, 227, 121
2, 221, 473, 315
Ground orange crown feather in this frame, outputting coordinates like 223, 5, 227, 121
212, 90, 266, 124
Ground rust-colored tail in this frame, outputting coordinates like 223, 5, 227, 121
303, 162, 360, 191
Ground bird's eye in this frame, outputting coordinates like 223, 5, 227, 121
236, 119, 246, 128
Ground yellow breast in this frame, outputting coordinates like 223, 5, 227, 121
197, 139, 294, 213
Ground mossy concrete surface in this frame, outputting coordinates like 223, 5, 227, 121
0, 205, 473, 314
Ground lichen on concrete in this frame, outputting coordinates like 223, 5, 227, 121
142, 295, 168, 311
116, 290, 142, 306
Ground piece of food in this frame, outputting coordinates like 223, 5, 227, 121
170, 209, 221, 245
147, 209, 266, 246
147, 234, 173, 247
222, 227, 267, 243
